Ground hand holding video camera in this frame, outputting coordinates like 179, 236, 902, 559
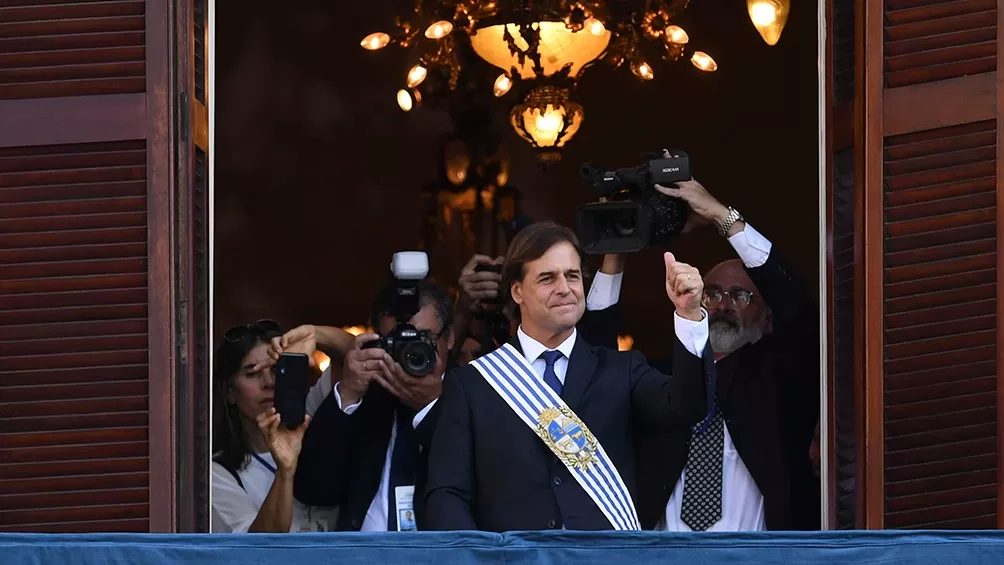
576, 150, 692, 254
458, 254, 504, 308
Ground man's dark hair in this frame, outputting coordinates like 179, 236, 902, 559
501, 221, 585, 322
370, 279, 454, 336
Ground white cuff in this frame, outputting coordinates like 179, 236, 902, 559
413, 398, 438, 429
727, 223, 772, 268
332, 381, 362, 414
673, 308, 709, 358
586, 271, 623, 311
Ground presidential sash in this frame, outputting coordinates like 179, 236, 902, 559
470, 343, 641, 530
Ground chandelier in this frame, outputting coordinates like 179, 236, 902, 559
362, 1, 718, 161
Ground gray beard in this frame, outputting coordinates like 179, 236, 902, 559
709, 318, 763, 355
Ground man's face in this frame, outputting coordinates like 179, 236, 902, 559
511, 241, 585, 334
378, 301, 454, 376
703, 260, 768, 355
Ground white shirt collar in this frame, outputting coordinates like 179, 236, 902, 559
516, 326, 577, 363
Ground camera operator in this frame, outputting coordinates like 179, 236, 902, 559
289, 253, 454, 532
629, 174, 820, 532
455, 251, 625, 362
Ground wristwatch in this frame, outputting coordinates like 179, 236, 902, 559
718, 207, 743, 237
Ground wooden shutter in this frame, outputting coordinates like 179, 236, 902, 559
0, 0, 190, 532
835, 0, 1004, 529
827, 0, 861, 530
172, 0, 211, 532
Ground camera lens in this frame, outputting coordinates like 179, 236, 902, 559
399, 341, 436, 377
614, 214, 636, 236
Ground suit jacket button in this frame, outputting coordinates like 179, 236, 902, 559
548, 519, 557, 529
552, 477, 561, 486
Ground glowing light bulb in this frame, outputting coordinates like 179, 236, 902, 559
666, 25, 689, 44
533, 109, 564, 147
407, 64, 427, 88
632, 61, 654, 80
585, 17, 606, 36
747, 0, 789, 45
396, 89, 413, 112
493, 73, 512, 97
691, 51, 718, 72
750, 1, 777, 25
361, 32, 390, 50
425, 20, 454, 39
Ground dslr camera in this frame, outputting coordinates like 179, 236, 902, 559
362, 251, 439, 377
576, 151, 691, 254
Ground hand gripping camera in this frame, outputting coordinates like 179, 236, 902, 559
362, 251, 439, 377
575, 151, 691, 254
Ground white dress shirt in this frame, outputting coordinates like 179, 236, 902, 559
326, 277, 626, 532
210, 369, 339, 533
660, 222, 774, 532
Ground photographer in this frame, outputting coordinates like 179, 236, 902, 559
290, 255, 454, 531
210, 320, 340, 533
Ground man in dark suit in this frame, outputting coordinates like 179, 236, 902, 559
291, 280, 455, 531
424, 222, 714, 532
634, 178, 820, 531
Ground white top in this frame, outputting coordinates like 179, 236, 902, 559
210, 369, 340, 533
659, 222, 773, 532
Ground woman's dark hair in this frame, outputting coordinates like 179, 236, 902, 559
501, 221, 585, 322
212, 324, 283, 473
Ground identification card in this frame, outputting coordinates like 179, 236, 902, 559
394, 485, 416, 532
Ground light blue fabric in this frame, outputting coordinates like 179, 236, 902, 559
3, 531, 1004, 565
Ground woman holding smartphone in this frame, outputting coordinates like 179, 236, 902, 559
210, 320, 337, 533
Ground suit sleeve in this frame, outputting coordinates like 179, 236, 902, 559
629, 336, 713, 428
412, 399, 442, 530
292, 390, 358, 507
577, 303, 623, 351
423, 367, 478, 530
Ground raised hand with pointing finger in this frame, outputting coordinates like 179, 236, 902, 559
664, 251, 704, 322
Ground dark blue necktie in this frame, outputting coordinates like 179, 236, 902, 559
540, 350, 564, 396
386, 406, 417, 531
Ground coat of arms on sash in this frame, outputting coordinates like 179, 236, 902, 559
536, 406, 598, 470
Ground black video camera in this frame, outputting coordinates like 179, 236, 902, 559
362, 252, 438, 377
575, 151, 691, 254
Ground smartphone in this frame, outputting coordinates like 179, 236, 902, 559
273, 352, 309, 429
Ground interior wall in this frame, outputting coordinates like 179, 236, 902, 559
214, 0, 820, 358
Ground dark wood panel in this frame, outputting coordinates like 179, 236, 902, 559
0, 94, 145, 149
0, 139, 151, 531
0, 1, 145, 100
882, 119, 999, 528
884, 0, 997, 88
884, 73, 996, 138
0, 518, 149, 533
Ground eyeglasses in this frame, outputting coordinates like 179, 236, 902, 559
223, 319, 282, 342
702, 286, 755, 309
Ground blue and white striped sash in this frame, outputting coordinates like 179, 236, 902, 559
470, 343, 641, 530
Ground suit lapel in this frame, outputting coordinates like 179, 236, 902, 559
715, 350, 739, 401
562, 335, 597, 412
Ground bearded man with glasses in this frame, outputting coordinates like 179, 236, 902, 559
629, 177, 821, 534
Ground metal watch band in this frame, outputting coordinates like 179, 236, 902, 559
718, 207, 742, 237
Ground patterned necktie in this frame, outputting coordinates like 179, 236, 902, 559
680, 407, 724, 531
539, 350, 564, 395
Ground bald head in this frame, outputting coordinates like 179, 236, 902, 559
706, 259, 761, 298
704, 259, 771, 356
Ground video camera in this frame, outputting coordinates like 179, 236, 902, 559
362, 251, 439, 377
576, 151, 691, 254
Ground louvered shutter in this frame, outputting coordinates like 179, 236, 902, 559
831, 0, 1003, 529
0, 0, 205, 532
